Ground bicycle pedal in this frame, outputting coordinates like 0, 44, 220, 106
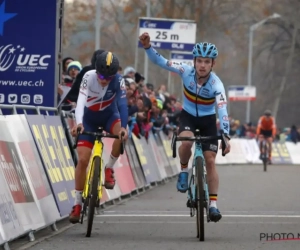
186, 200, 191, 208
94, 208, 100, 215
186, 200, 197, 208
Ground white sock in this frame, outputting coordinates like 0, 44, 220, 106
74, 190, 82, 206
180, 161, 189, 172
106, 154, 118, 169
209, 200, 217, 208
181, 167, 189, 173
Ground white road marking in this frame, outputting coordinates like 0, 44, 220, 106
96, 214, 300, 218
93, 220, 298, 225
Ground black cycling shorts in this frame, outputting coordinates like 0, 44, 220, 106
178, 110, 218, 153
260, 129, 272, 138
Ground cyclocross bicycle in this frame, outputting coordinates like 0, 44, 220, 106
73, 127, 125, 237
172, 129, 228, 241
260, 137, 269, 172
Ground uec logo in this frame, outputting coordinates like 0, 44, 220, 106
0, 44, 51, 72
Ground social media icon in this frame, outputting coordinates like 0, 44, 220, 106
0, 94, 4, 103
21, 94, 30, 104
33, 94, 43, 104
8, 94, 18, 104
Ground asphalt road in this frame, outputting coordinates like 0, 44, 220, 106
13, 164, 300, 250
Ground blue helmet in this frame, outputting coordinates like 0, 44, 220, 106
192, 42, 218, 59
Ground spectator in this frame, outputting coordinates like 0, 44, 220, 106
142, 83, 154, 98
156, 84, 167, 102
135, 72, 145, 85
67, 61, 82, 82
135, 72, 145, 92
290, 125, 299, 144
123, 66, 136, 79
60, 61, 82, 110
62, 57, 74, 76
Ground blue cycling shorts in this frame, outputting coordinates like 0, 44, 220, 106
77, 109, 120, 149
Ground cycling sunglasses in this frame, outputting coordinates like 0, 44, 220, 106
97, 73, 115, 81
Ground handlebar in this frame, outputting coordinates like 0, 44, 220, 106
171, 129, 229, 158
73, 127, 125, 155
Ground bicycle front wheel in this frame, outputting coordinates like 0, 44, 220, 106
263, 142, 268, 172
86, 156, 101, 237
196, 157, 205, 241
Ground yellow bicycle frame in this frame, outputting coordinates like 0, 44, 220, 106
82, 139, 104, 200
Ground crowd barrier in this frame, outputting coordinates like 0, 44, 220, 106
0, 104, 299, 249
215, 138, 300, 165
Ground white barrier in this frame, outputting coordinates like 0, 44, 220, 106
285, 142, 300, 164
216, 138, 300, 165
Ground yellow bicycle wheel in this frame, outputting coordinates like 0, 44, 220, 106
86, 156, 101, 237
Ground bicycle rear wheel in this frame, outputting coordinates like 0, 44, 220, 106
196, 157, 205, 241
86, 156, 101, 237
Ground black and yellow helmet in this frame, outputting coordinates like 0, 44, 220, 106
95, 51, 119, 77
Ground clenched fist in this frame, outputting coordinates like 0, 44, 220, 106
139, 32, 151, 49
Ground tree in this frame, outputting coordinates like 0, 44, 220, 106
62, 0, 300, 126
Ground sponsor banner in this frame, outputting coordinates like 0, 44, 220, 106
0, 161, 24, 242
238, 138, 255, 164
100, 150, 122, 201
228, 86, 256, 101
159, 131, 179, 175
102, 138, 136, 196
151, 132, 173, 177
126, 138, 146, 188
44, 115, 76, 196
132, 134, 159, 184
5, 115, 60, 224
25, 115, 74, 217
138, 18, 196, 51
153, 132, 174, 177
0, 0, 58, 107
60, 112, 78, 165
216, 139, 294, 165
148, 132, 167, 180
0, 229, 4, 245
223, 139, 248, 164
285, 142, 300, 164
247, 139, 261, 164
0, 116, 44, 232
271, 142, 292, 164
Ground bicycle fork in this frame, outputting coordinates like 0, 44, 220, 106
97, 158, 104, 200
203, 164, 210, 222
187, 165, 196, 217
261, 140, 269, 159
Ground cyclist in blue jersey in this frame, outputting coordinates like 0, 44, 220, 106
69, 51, 128, 224
139, 32, 231, 222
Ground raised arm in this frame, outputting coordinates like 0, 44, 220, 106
140, 32, 192, 75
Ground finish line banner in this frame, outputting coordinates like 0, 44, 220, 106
0, 0, 57, 107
